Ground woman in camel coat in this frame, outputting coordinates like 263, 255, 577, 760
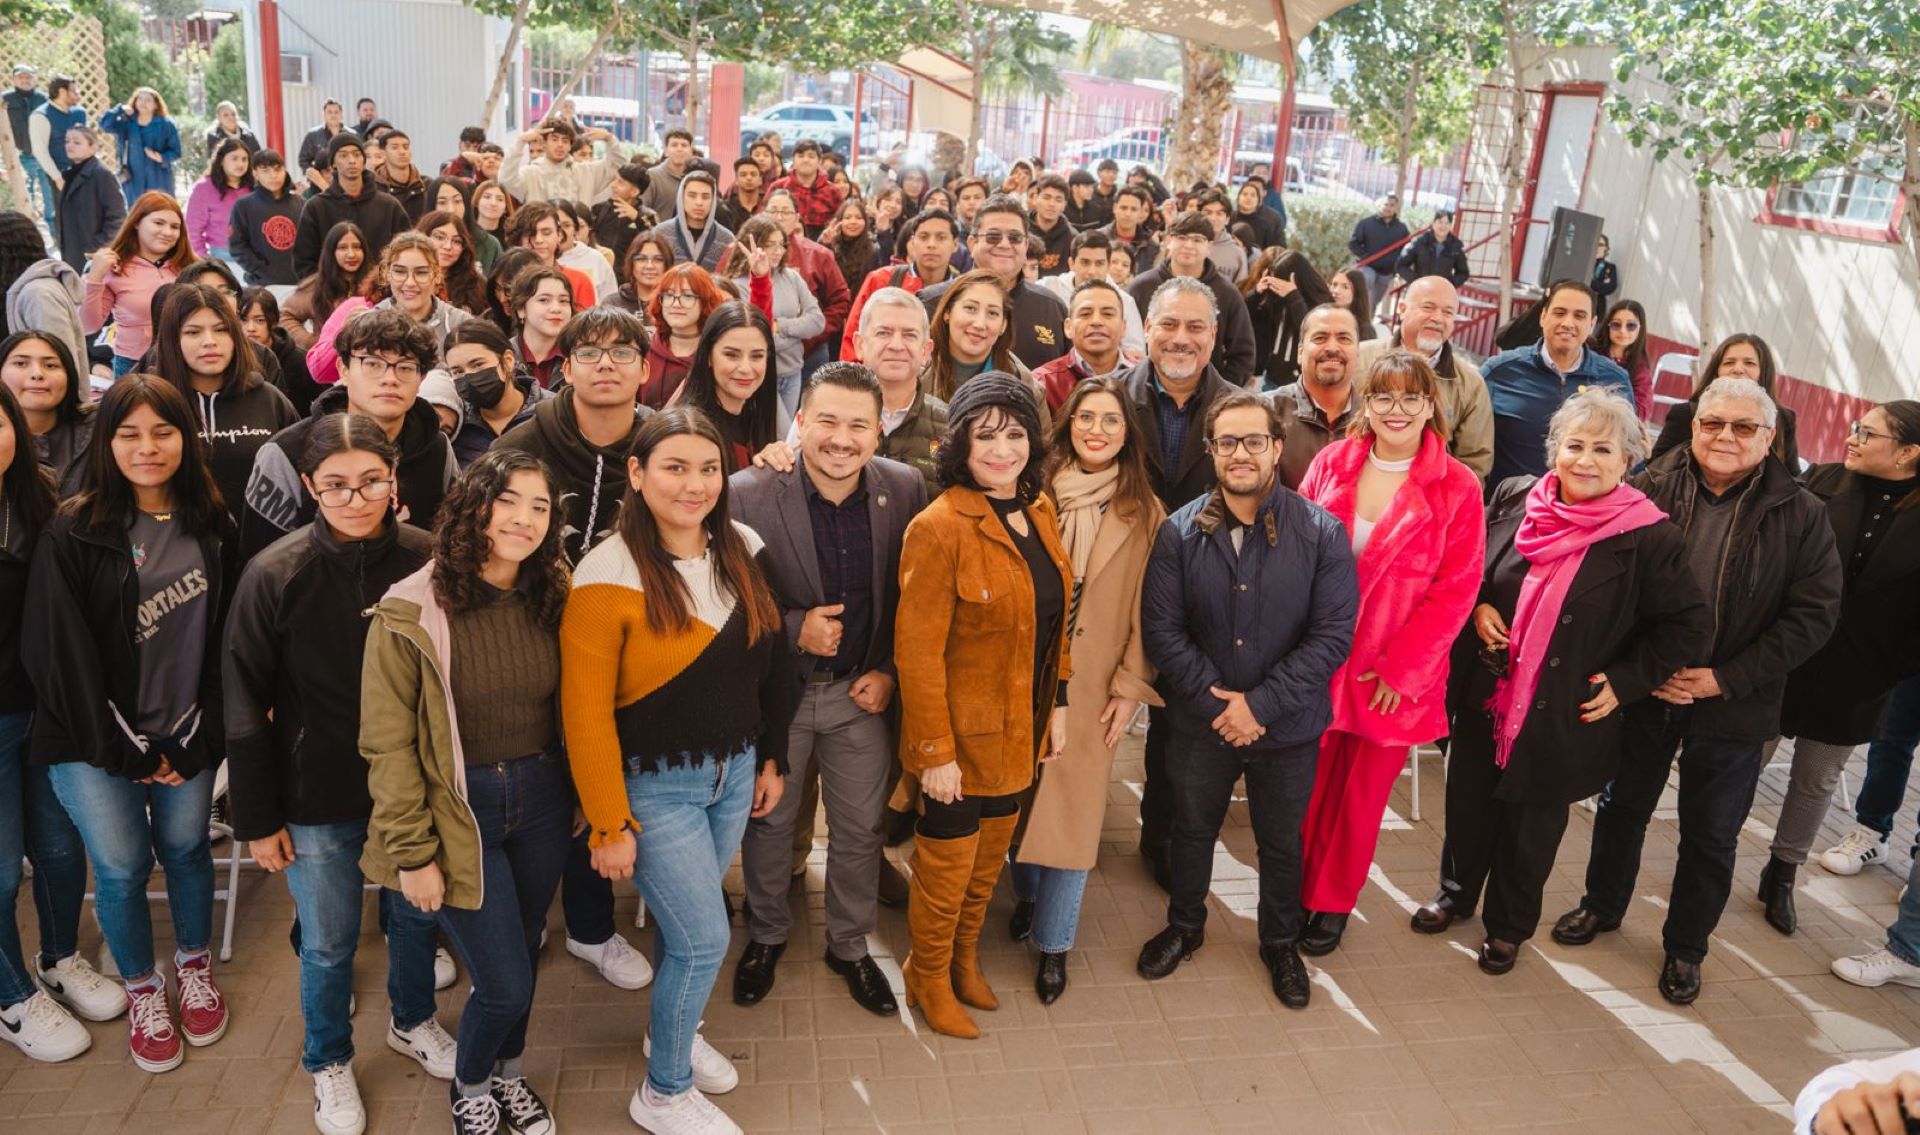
1011, 377, 1164, 1005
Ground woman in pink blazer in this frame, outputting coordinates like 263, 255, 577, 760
1294, 351, 1485, 955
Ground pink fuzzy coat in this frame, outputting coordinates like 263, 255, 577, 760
1297, 431, 1485, 745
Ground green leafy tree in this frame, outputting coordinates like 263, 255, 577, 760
951, 0, 1069, 171
203, 20, 247, 117
74, 0, 183, 111
0, 0, 73, 28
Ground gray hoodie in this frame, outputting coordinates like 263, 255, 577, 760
649, 174, 733, 273
6, 258, 89, 373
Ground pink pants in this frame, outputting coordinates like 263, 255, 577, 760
1299, 730, 1408, 913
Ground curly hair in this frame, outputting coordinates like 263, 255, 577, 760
430, 449, 571, 629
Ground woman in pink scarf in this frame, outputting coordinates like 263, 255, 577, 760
1413, 389, 1709, 976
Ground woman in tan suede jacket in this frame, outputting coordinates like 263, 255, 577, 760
895, 372, 1072, 1040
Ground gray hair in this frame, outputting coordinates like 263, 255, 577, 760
857, 286, 929, 337
1146, 276, 1218, 323
1697, 376, 1778, 428
1544, 388, 1646, 469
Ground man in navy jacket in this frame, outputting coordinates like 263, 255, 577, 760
1135, 390, 1358, 1010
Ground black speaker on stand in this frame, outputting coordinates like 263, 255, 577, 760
1539, 206, 1604, 289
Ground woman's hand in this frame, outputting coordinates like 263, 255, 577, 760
1259, 274, 1298, 297
399, 862, 446, 913
144, 147, 164, 164
249, 829, 295, 872
1472, 603, 1510, 648
86, 247, 120, 278
1100, 696, 1141, 750
1359, 671, 1403, 714
591, 828, 637, 881
751, 764, 785, 818
1580, 673, 1620, 723
921, 761, 963, 804
1041, 706, 1068, 762
137, 755, 184, 786
743, 236, 774, 278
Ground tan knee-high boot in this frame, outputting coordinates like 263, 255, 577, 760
904, 831, 980, 1039
952, 811, 1019, 1011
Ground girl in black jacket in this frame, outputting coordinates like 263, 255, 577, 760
222, 412, 452, 1128
23, 375, 232, 1074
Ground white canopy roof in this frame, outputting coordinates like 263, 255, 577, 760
1008, 0, 1356, 64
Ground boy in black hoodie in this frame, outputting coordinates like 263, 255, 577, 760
237, 310, 456, 565
228, 149, 303, 286
290, 133, 411, 278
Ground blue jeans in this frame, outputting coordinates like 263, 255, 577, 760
19, 155, 56, 236
628, 750, 756, 1097
1886, 855, 1920, 967
0, 713, 91, 1005
435, 752, 572, 1087
1855, 675, 1920, 842
112, 354, 139, 379
47, 760, 215, 981
777, 370, 803, 418
1011, 863, 1090, 953
283, 820, 440, 1071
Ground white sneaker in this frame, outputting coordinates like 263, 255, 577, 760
388, 1017, 458, 1080
37, 952, 128, 1021
567, 933, 654, 990
628, 1084, 741, 1135
435, 947, 457, 991
312, 1062, 368, 1135
643, 1026, 738, 1095
1820, 827, 1889, 876
0, 989, 92, 1062
1832, 947, 1920, 989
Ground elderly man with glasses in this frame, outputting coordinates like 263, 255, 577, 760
1353, 275, 1494, 478
1551, 375, 1841, 1006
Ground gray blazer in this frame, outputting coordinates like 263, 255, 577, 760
730, 454, 928, 679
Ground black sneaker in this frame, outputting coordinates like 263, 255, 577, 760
491, 1076, 555, 1135
450, 1083, 503, 1135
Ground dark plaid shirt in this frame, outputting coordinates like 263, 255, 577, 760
1151, 373, 1200, 484
804, 467, 873, 676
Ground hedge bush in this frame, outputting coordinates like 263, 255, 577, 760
1281, 192, 1433, 280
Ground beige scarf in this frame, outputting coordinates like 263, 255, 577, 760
1050, 462, 1119, 581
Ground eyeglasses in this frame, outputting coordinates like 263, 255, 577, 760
1849, 420, 1898, 443
633, 255, 667, 266
1207, 433, 1273, 456
315, 479, 395, 507
571, 345, 643, 365
660, 292, 698, 307
1696, 417, 1766, 439
1071, 411, 1125, 432
1365, 392, 1430, 415
351, 355, 422, 381
387, 266, 435, 282
975, 230, 1024, 246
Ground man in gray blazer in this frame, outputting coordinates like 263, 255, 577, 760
728, 363, 928, 1015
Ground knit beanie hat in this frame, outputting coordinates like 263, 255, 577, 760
944, 369, 1033, 425
327, 133, 365, 163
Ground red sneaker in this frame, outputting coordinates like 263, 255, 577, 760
126, 982, 182, 1073
174, 955, 228, 1047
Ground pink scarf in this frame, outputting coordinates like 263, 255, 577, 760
1489, 474, 1667, 766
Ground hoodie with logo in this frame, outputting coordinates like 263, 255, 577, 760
491, 384, 653, 565
190, 373, 300, 526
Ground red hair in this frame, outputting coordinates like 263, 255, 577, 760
106, 191, 195, 272
646, 263, 728, 333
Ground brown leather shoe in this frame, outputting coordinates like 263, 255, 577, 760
903, 832, 980, 1039
1550, 907, 1620, 947
951, 812, 1019, 1012
1477, 937, 1518, 975
1410, 893, 1467, 935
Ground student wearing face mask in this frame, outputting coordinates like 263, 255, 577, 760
442, 322, 548, 468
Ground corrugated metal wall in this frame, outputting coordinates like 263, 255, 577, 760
273, 0, 499, 172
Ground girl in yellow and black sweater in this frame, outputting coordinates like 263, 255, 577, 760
561, 406, 794, 1135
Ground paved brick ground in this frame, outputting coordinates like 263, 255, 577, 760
4, 737, 1918, 1133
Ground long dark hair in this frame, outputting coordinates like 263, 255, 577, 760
416, 209, 487, 314
207, 136, 254, 194
824, 198, 875, 294
677, 301, 781, 457
0, 381, 57, 538
1690, 332, 1778, 399
0, 213, 47, 339
298, 411, 397, 478
309, 222, 369, 326
934, 380, 1049, 504
1877, 400, 1920, 513
614, 407, 780, 643
926, 270, 1016, 401
430, 449, 570, 629
68, 374, 226, 536
154, 284, 255, 398
1591, 299, 1649, 379
0, 331, 86, 427
1334, 265, 1377, 342
1043, 377, 1159, 526
485, 248, 541, 332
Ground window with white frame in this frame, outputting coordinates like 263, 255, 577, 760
1772, 119, 1902, 228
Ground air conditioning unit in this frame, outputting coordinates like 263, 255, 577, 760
281, 53, 312, 86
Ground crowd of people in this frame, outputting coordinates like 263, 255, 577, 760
1, 75, 1918, 1135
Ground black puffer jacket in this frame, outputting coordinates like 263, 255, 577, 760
1632, 447, 1843, 741
223, 518, 433, 840
22, 511, 226, 779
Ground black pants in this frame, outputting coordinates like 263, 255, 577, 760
918, 792, 1019, 840
560, 830, 616, 946
1166, 733, 1317, 944
1139, 706, 1174, 853
1580, 701, 1765, 965
1437, 710, 1573, 944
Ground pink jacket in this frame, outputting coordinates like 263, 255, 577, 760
185, 180, 249, 258
1298, 431, 1486, 745
82, 257, 180, 362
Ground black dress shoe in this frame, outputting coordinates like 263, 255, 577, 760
1299, 912, 1348, 957
1758, 855, 1798, 935
1476, 937, 1518, 975
1550, 907, 1620, 946
1136, 925, 1203, 979
1658, 954, 1702, 1005
824, 951, 898, 1015
1259, 941, 1311, 1009
731, 941, 785, 1005
1035, 952, 1068, 1004
1410, 893, 1468, 935
1009, 900, 1035, 942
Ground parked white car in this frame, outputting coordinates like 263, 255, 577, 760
738, 101, 876, 158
